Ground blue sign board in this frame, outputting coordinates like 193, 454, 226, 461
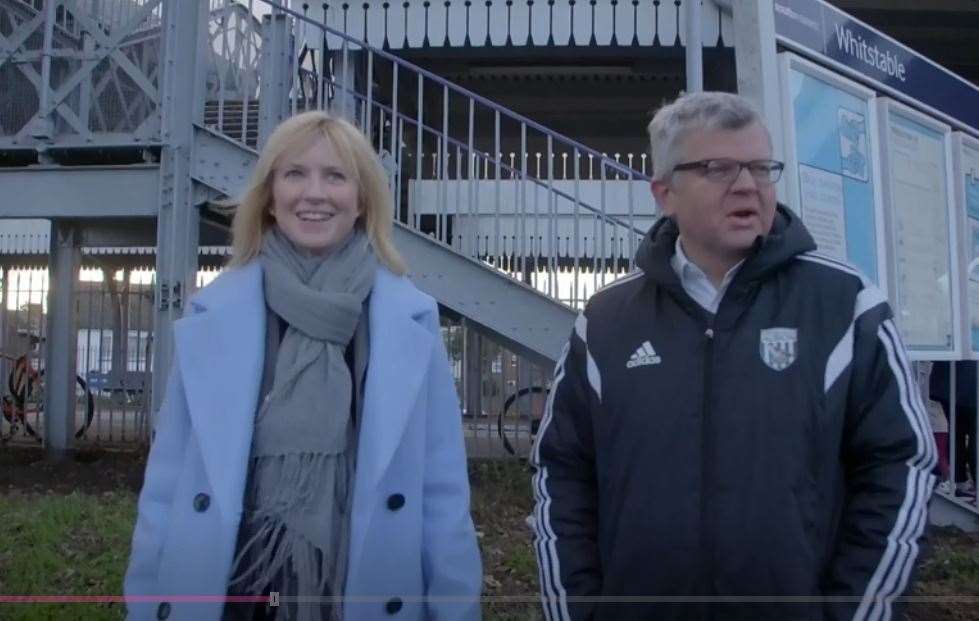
774, 0, 979, 131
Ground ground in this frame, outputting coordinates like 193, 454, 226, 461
0, 447, 976, 620
0, 446, 146, 496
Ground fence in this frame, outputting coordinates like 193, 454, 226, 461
0, 262, 557, 459
0, 265, 155, 445
0, 264, 221, 446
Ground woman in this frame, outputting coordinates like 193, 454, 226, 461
125, 111, 482, 620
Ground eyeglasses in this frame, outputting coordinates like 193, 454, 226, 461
671, 158, 785, 185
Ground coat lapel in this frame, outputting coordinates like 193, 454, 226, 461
356, 269, 435, 491
172, 264, 434, 536
173, 262, 265, 521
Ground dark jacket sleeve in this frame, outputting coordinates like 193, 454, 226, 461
530, 313, 602, 621
824, 293, 937, 621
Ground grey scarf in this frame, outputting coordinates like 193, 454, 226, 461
228, 228, 377, 621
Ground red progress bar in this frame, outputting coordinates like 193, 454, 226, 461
0, 596, 270, 604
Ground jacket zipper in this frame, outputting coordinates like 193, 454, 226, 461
701, 326, 714, 597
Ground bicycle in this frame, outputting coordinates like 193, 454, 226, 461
0, 352, 96, 444
497, 385, 549, 457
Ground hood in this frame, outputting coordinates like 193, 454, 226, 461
634, 204, 817, 287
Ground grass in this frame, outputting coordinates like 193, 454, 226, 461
469, 460, 540, 620
916, 526, 979, 595
0, 491, 135, 621
0, 459, 976, 620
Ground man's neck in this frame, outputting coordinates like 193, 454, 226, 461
677, 239, 744, 288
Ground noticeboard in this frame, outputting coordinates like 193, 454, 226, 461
779, 52, 886, 288
877, 98, 960, 358
954, 133, 979, 356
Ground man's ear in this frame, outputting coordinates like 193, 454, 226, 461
651, 179, 674, 217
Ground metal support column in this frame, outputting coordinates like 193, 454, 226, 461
685, 0, 703, 93
0, 266, 8, 392
30, 0, 58, 140
78, 1, 98, 130
712, 0, 785, 198
43, 220, 81, 460
150, 1, 208, 425
0, 266, 7, 352
463, 320, 483, 422
258, 13, 293, 149
332, 51, 361, 124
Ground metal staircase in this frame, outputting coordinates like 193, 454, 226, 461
194, 0, 654, 362
193, 123, 579, 368
0, 0, 656, 450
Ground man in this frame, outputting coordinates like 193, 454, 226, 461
531, 91, 936, 621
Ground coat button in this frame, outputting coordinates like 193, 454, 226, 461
387, 493, 405, 511
193, 493, 210, 512
385, 597, 403, 614
156, 602, 171, 619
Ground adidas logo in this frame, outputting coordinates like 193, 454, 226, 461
626, 341, 662, 368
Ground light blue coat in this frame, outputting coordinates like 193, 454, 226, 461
124, 262, 482, 620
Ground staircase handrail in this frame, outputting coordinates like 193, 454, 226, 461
259, 0, 651, 185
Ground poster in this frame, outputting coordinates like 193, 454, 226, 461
838, 108, 869, 182
798, 164, 847, 260
885, 110, 954, 352
784, 58, 881, 283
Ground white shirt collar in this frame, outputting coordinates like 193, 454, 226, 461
670, 237, 744, 314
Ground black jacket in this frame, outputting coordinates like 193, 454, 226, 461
531, 207, 936, 621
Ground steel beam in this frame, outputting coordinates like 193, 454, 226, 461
711, 0, 785, 200
0, 166, 159, 218
258, 13, 292, 149
192, 124, 258, 198
393, 224, 574, 368
463, 320, 483, 419
43, 220, 80, 460
151, 0, 208, 423
0, 267, 7, 354
30, 0, 57, 140
685, 0, 704, 93
331, 49, 361, 124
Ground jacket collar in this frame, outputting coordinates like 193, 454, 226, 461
356, 269, 435, 490
635, 204, 817, 288
344, 270, 436, 581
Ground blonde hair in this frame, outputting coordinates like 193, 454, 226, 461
229, 111, 406, 274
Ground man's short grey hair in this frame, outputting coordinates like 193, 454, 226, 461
647, 91, 770, 181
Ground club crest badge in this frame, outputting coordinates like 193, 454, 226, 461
760, 327, 798, 372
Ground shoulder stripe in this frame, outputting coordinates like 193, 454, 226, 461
574, 313, 602, 402
824, 274, 889, 393
593, 270, 644, 296
796, 252, 871, 287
